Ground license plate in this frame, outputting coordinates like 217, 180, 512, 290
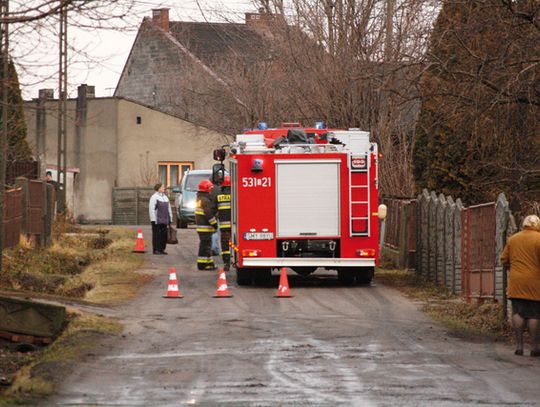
244, 232, 274, 240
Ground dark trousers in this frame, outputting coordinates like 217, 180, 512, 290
197, 232, 215, 270
152, 222, 167, 253
219, 228, 231, 270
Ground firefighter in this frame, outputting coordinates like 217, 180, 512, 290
195, 179, 218, 270
217, 175, 232, 271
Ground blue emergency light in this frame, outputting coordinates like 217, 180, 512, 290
315, 121, 326, 129
252, 158, 263, 173
257, 122, 268, 130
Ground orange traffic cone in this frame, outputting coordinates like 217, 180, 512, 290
274, 267, 292, 298
213, 268, 233, 298
163, 267, 183, 298
133, 229, 145, 253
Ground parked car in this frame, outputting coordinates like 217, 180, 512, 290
174, 169, 213, 228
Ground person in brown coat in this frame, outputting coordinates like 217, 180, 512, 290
501, 214, 540, 357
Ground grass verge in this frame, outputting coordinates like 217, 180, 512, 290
1, 313, 122, 406
375, 268, 511, 341
0, 225, 148, 405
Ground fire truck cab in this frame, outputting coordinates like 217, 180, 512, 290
213, 122, 386, 286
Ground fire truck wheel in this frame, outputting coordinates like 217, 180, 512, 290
355, 267, 374, 285
236, 268, 253, 286
337, 269, 356, 286
292, 267, 317, 277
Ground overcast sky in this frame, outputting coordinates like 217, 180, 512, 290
15, 0, 258, 99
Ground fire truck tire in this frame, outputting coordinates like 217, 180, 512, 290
337, 269, 356, 285
236, 268, 253, 286
292, 266, 317, 276
355, 267, 374, 285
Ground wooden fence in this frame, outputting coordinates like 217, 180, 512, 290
112, 188, 179, 225
380, 197, 416, 269
382, 190, 513, 302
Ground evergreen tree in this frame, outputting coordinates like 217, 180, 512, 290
413, 0, 540, 211
0, 58, 32, 161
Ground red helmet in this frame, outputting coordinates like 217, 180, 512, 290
222, 175, 231, 187
198, 179, 213, 193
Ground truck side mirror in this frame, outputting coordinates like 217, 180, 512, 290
213, 148, 226, 162
212, 163, 225, 185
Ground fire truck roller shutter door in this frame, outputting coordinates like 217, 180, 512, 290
275, 160, 340, 237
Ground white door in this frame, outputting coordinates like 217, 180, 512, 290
276, 160, 340, 237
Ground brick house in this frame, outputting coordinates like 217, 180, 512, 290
114, 8, 277, 133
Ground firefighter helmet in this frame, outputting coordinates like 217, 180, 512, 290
222, 175, 231, 187
198, 179, 213, 193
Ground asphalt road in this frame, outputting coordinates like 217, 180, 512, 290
46, 226, 540, 406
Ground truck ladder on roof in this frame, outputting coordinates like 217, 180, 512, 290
349, 154, 370, 237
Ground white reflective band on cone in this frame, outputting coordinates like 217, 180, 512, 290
168, 284, 178, 290
137, 233, 143, 238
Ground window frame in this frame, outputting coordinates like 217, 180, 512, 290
158, 161, 194, 188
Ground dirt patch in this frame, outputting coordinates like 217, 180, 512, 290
375, 268, 512, 341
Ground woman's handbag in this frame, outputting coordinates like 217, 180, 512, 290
167, 226, 178, 244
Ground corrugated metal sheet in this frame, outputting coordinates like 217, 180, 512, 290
462, 202, 496, 302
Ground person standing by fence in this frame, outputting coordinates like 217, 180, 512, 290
149, 183, 173, 255
501, 214, 540, 357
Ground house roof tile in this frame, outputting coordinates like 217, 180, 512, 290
169, 21, 267, 64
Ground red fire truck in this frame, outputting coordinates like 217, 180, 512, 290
212, 122, 386, 286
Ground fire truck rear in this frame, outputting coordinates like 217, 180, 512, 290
213, 123, 386, 286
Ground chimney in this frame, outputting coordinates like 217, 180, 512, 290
152, 8, 170, 31
245, 11, 278, 28
38, 89, 54, 100
78, 84, 95, 99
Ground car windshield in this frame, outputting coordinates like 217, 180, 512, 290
185, 173, 211, 191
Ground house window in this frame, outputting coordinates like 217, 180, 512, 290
158, 161, 194, 187
136, 116, 142, 124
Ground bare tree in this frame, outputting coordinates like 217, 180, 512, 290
138, 150, 158, 187
205, 0, 440, 196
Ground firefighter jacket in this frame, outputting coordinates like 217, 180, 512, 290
195, 192, 217, 233
217, 185, 231, 229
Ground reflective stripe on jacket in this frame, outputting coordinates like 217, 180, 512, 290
195, 192, 217, 233
217, 186, 231, 229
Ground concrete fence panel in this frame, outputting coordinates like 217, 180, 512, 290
428, 191, 439, 283
445, 196, 456, 292
454, 199, 464, 295
495, 194, 510, 301
436, 194, 446, 285
417, 190, 431, 278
